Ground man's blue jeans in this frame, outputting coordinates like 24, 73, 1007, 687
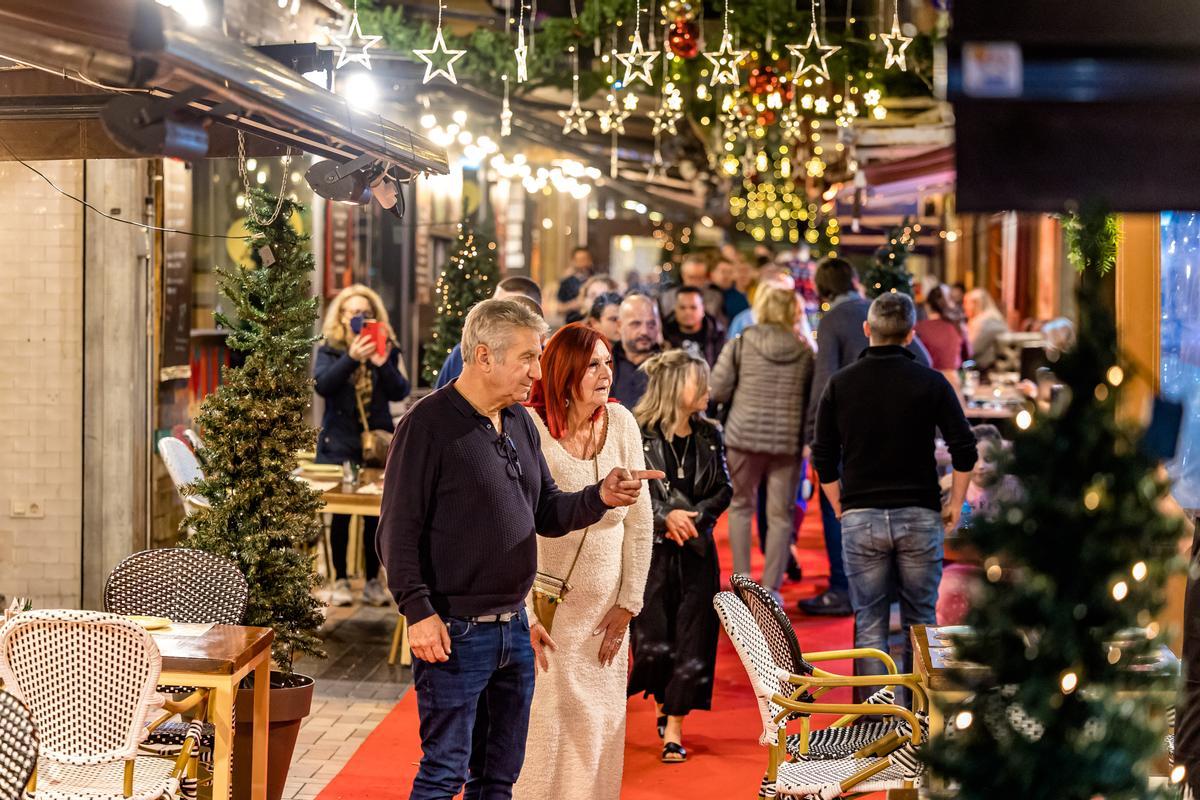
820, 489, 849, 593
409, 610, 536, 800
840, 507, 943, 704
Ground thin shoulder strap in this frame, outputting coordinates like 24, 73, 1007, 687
561, 455, 600, 585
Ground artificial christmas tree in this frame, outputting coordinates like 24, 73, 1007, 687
861, 219, 916, 298
421, 223, 499, 385
186, 189, 326, 676
925, 208, 1184, 799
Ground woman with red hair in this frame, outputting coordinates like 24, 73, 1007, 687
513, 323, 653, 800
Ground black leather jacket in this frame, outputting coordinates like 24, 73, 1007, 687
640, 417, 733, 547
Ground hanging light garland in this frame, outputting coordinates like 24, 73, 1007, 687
413, 0, 467, 84
616, 0, 658, 87
514, 0, 529, 82
880, 0, 913, 71
787, 0, 840, 82
332, 0, 382, 70
703, 0, 747, 86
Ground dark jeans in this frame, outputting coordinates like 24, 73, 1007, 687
329, 514, 380, 580
841, 507, 943, 705
410, 610, 535, 800
820, 489, 849, 592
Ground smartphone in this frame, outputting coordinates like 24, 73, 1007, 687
362, 320, 387, 356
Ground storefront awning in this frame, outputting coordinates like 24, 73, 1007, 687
0, 0, 448, 177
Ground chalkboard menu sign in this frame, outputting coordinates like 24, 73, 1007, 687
161, 160, 193, 381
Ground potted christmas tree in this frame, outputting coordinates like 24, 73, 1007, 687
185, 189, 326, 800
421, 223, 499, 385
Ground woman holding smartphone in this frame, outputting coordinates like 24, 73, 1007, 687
315, 284, 410, 606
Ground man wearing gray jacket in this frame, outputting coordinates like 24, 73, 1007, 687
711, 284, 814, 599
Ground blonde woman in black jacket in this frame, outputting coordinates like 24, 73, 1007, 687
628, 349, 733, 764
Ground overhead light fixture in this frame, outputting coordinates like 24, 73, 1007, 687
305, 155, 406, 219
339, 71, 379, 111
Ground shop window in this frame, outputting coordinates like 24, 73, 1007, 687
1160, 212, 1200, 509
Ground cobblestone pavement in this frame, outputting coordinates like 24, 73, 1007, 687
281, 598, 411, 799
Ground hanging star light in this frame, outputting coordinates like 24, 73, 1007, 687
500, 77, 513, 137
623, 93, 640, 111
560, 98, 593, 134
617, 35, 658, 86
514, 2, 529, 82
649, 105, 683, 136
332, 0, 382, 69
704, 31, 747, 86
787, 1, 840, 82
413, 4, 466, 84
597, 97, 631, 134
880, 3, 913, 71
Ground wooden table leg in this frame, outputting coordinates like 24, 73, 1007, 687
211, 678, 235, 800
251, 656, 270, 800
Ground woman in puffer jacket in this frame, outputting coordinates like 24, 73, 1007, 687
710, 285, 813, 598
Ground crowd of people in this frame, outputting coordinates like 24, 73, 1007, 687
310, 245, 1047, 800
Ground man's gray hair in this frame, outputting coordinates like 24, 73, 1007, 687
461, 298, 549, 364
867, 292, 916, 343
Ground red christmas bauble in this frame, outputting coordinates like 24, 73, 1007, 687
756, 109, 777, 126
747, 64, 780, 95
667, 18, 700, 59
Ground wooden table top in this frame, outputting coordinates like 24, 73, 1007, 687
156, 624, 274, 676
299, 467, 384, 516
910, 624, 982, 693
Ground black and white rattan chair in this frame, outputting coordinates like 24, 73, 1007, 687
0, 688, 38, 800
0, 610, 201, 800
729, 574, 907, 761
104, 549, 248, 627
714, 592, 926, 799
104, 549, 248, 791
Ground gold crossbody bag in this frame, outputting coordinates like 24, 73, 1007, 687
531, 455, 599, 633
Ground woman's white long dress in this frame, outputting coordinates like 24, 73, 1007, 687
513, 403, 653, 800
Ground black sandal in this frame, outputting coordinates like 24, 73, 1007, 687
661, 742, 687, 763
656, 714, 668, 739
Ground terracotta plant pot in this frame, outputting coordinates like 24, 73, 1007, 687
232, 672, 315, 800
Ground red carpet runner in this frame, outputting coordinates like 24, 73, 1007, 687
316, 502, 857, 800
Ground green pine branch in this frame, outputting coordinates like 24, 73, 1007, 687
185, 189, 327, 676
421, 223, 500, 385
925, 212, 1184, 799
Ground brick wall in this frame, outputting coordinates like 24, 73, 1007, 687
0, 160, 83, 608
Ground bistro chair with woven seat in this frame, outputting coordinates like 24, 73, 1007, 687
156, 437, 210, 517
0, 610, 202, 800
104, 548, 248, 784
0, 688, 38, 800
714, 592, 927, 799
729, 574, 912, 761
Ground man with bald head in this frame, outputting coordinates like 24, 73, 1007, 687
611, 293, 663, 408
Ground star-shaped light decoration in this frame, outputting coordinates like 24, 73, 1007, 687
500, 82, 513, 137
779, 107, 803, 136
649, 105, 683, 136
665, 88, 685, 112
863, 88, 882, 106
413, 28, 467, 84
616, 31, 659, 87
814, 96, 831, 114
514, 28, 529, 83
623, 93, 640, 111
703, 31, 747, 86
787, 23, 841, 82
559, 98, 593, 135
880, 11, 913, 71
597, 105, 631, 135
332, 6, 382, 70
646, 146, 665, 181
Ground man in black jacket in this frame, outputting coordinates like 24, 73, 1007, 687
663, 286, 726, 367
811, 292, 976, 702
800, 259, 932, 617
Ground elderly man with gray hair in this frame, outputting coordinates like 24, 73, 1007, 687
810, 292, 977, 706
378, 298, 664, 800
